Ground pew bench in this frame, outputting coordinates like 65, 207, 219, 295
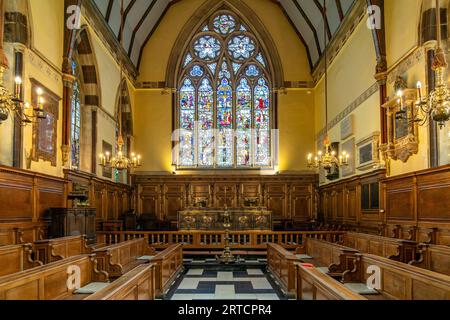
93, 238, 155, 279
342, 253, 450, 300
294, 262, 367, 300
410, 243, 450, 276
267, 243, 299, 297
340, 232, 418, 264
152, 243, 183, 298
296, 238, 359, 279
0, 243, 42, 277
85, 263, 156, 300
0, 254, 109, 300
33, 235, 91, 264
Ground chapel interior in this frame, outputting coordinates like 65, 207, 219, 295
0, 0, 449, 301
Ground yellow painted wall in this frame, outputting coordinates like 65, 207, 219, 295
385, 0, 422, 68
133, 90, 173, 173
138, 0, 311, 82
313, 15, 381, 184
278, 90, 315, 172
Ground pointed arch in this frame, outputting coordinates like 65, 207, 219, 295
166, 0, 284, 89
172, 3, 278, 169
70, 26, 102, 173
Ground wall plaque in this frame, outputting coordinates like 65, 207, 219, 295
340, 115, 354, 140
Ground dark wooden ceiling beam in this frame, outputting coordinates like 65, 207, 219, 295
118, 0, 137, 41
335, 0, 344, 21
105, 0, 114, 22
314, 0, 332, 40
137, 1, 182, 69
291, 0, 322, 56
128, 0, 157, 56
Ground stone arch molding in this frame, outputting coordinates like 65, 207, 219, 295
165, 0, 284, 90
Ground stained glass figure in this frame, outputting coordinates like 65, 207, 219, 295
179, 79, 196, 166
213, 15, 236, 35
228, 35, 256, 61
254, 78, 270, 166
236, 79, 252, 166
217, 78, 233, 167
198, 78, 214, 166
193, 36, 221, 61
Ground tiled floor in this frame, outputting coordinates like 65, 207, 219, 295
167, 266, 284, 300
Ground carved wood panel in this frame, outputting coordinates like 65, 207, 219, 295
134, 174, 317, 222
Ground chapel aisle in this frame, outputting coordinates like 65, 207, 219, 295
166, 264, 286, 301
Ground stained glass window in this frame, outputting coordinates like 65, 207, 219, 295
71, 61, 81, 169
177, 12, 273, 168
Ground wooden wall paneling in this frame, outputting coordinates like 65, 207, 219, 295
265, 183, 287, 219
0, 166, 67, 244
133, 174, 318, 223
139, 184, 161, 218
240, 182, 262, 207
163, 183, 186, 220
190, 182, 212, 207
291, 183, 313, 222
214, 183, 238, 208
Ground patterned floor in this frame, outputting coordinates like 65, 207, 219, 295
166, 264, 285, 300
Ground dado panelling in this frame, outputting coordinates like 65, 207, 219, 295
381, 165, 450, 245
64, 170, 133, 223
133, 174, 318, 221
319, 170, 386, 233
0, 166, 67, 245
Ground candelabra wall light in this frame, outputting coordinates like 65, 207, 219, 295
414, 0, 450, 129
0, 67, 46, 126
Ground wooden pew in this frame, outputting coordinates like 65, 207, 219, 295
294, 262, 367, 300
0, 243, 42, 277
93, 237, 155, 279
152, 243, 183, 298
0, 254, 108, 300
267, 243, 298, 297
340, 232, 418, 264
33, 235, 91, 264
409, 243, 450, 276
343, 253, 450, 300
297, 237, 359, 279
85, 263, 156, 300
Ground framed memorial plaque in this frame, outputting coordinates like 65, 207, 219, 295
31, 79, 60, 167
340, 115, 354, 140
356, 132, 381, 171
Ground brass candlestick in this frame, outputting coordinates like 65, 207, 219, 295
216, 187, 237, 264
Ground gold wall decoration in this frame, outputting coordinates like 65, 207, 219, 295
30, 79, 61, 167
380, 89, 419, 163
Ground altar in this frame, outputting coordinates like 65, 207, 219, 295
177, 208, 272, 231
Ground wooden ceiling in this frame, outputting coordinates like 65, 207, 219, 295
91, 0, 355, 70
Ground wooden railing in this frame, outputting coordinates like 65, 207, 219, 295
152, 243, 184, 298
96, 231, 345, 250
267, 243, 299, 297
